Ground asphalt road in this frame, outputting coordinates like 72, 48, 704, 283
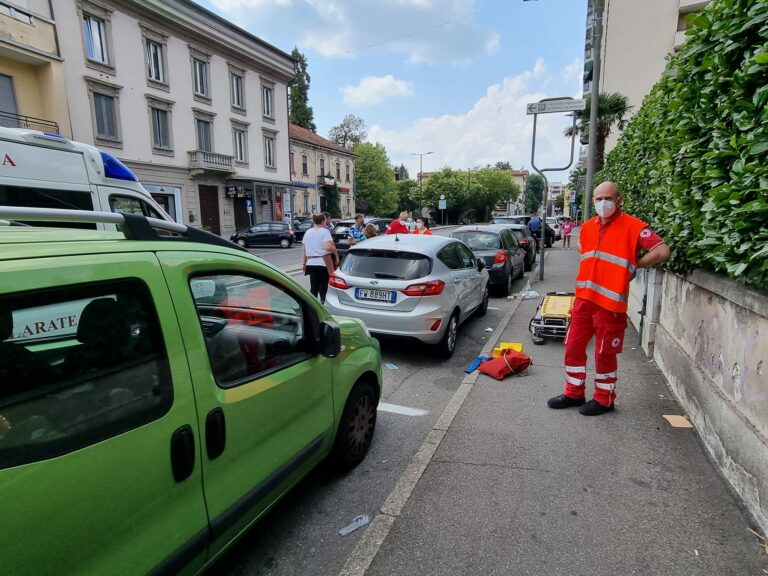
210, 227, 534, 575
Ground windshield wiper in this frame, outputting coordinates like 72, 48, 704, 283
373, 272, 404, 279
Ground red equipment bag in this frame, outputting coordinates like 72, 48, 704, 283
477, 349, 532, 380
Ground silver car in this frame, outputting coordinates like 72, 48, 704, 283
324, 234, 489, 357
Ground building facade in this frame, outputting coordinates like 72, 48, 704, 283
0, 0, 71, 136
493, 168, 528, 216
585, 0, 711, 152
56, 0, 294, 237
288, 124, 356, 219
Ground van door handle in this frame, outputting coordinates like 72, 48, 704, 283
170, 425, 195, 483
205, 407, 226, 460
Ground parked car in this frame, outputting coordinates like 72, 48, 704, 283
331, 217, 390, 258
0, 207, 382, 576
493, 216, 555, 248
502, 224, 537, 271
450, 225, 525, 296
546, 217, 561, 241
292, 216, 309, 229
293, 219, 313, 241
230, 221, 295, 248
324, 234, 489, 358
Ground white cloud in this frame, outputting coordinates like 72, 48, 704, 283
210, 0, 500, 65
342, 75, 414, 106
367, 59, 577, 180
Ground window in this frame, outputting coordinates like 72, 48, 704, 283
192, 59, 207, 96
0, 185, 94, 228
94, 93, 118, 140
438, 245, 462, 270
197, 119, 212, 152
261, 84, 273, 118
303, 193, 309, 214
264, 134, 275, 168
150, 107, 170, 149
301, 154, 308, 175
336, 162, 341, 180
290, 152, 295, 175
109, 196, 163, 219
233, 127, 247, 163
319, 158, 325, 176
146, 41, 164, 83
83, 14, 108, 63
231, 73, 244, 109
346, 164, 350, 182
340, 249, 432, 280
455, 243, 476, 268
0, 279, 173, 469
190, 274, 312, 386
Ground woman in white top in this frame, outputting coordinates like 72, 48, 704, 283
302, 213, 338, 304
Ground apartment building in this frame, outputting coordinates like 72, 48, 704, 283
289, 124, 356, 218
584, 0, 711, 152
0, 0, 71, 136
55, 0, 294, 237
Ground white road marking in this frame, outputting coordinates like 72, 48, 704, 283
377, 402, 428, 417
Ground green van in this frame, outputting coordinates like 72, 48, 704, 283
0, 208, 382, 575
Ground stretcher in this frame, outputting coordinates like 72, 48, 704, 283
528, 291, 575, 345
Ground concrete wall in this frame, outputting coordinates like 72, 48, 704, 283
651, 270, 768, 533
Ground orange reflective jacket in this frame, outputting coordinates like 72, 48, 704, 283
575, 213, 647, 313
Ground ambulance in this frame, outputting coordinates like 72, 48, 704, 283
0, 127, 171, 226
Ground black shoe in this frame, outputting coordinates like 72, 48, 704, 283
578, 399, 615, 416
547, 394, 586, 409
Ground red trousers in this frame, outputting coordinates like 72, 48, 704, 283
563, 297, 628, 407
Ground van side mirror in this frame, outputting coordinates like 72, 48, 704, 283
477, 259, 486, 271
320, 321, 341, 357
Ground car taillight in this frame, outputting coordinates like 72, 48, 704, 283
493, 250, 507, 264
518, 238, 529, 245
328, 274, 350, 289
402, 279, 445, 296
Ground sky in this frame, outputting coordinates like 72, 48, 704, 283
200, 0, 587, 182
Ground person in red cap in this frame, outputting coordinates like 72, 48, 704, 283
386, 211, 410, 235
548, 181, 670, 415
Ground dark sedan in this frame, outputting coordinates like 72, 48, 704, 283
490, 223, 537, 271
332, 217, 391, 258
450, 225, 525, 296
492, 216, 555, 248
230, 221, 294, 248
292, 219, 313, 241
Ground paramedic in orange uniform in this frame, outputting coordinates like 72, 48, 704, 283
548, 181, 671, 416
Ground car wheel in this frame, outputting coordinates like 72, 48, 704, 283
236, 239, 246, 247
280, 238, 290, 249
331, 381, 377, 469
500, 272, 512, 297
475, 287, 489, 317
437, 312, 459, 358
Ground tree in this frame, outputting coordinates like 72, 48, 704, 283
564, 92, 630, 173
352, 142, 397, 215
495, 161, 512, 170
329, 115, 367, 149
396, 179, 419, 213
394, 163, 409, 181
423, 168, 472, 223
524, 174, 545, 214
471, 168, 520, 220
289, 48, 316, 132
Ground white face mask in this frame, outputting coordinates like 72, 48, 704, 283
416, 221, 424, 229
594, 199, 617, 218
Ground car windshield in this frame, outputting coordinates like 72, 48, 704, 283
452, 231, 500, 250
494, 217, 525, 223
512, 230, 526, 240
341, 249, 431, 280
332, 223, 353, 235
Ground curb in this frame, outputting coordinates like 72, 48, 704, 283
337, 263, 541, 576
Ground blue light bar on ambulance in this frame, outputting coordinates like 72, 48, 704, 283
100, 151, 139, 181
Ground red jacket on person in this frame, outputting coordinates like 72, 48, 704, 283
386, 220, 409, 235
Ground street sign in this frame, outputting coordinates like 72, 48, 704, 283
526, 98, 586, 115
438, 199, 447, 210
246, 199, 253, 214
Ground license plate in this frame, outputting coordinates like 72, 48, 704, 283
339, 238, 348, 245
355, 288, 396, 303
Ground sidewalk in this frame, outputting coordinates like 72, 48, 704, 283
347, 246, 767, 576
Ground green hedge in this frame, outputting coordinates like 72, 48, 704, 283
598, 0, 768, 291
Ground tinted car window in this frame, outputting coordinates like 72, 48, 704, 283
1, 185, 96, 229
438, 245, 462, 270
251, 224, 269, 233
505, 231, 519, 247
191, 274, 311, 386
452, 231, 500, 251
512, 229, 525, 240
341, 249, 431, 280
0, 279, 173, 470
332, 222, 353, 236
270, 224, 285, 233
455, 243, 476, 268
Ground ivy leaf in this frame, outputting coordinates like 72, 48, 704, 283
749, 141, 768, 155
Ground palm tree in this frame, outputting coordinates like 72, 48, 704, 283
565, 92, 630, 173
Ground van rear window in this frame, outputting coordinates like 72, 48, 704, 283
0, 185, 95, 228
340, 249, 431, 280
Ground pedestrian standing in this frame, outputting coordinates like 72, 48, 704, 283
347, 213, 365, 246
412, 217, 433, 235
302, 214, 338, 304
386, 211, 410, 235
561, 217, 574, 249
548, 181, 671, 415
323, 212, 334, 232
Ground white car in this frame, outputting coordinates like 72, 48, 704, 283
546, 217, 561, 241
324, 235, 489, 357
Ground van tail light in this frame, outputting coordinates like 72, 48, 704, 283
402, 279, 445, 297
493, 250, 508, 264
329, 274, 350, 289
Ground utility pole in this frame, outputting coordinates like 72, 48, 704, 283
411, 151, 433, 217
583, 0, 603, 221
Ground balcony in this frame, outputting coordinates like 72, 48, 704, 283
317, 175, 336, 187
0, 110, 58, 133
678, 0, 710, 13
188, 150, 234, 176
0, 3, 58, 59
